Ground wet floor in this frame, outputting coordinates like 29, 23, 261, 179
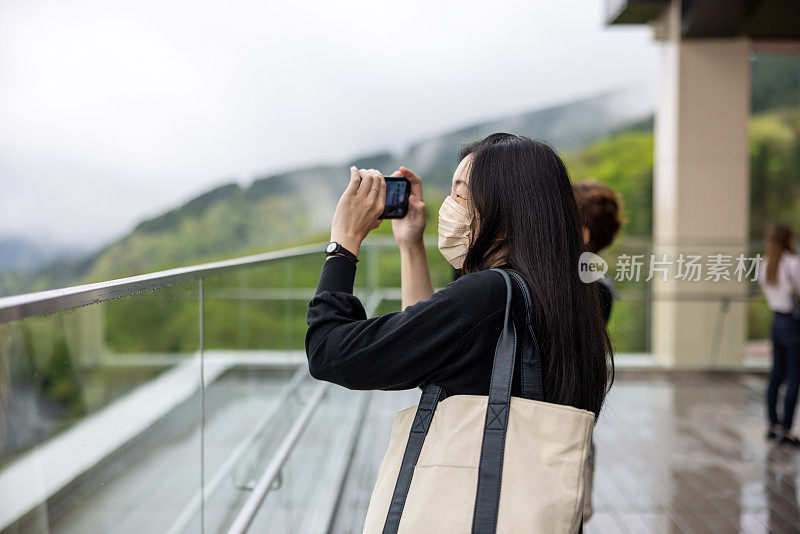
10, 369, 800, 533
587, 372, 800, 533
331, 372, 800, 534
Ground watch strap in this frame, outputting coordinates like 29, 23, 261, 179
325, 242, 359, 263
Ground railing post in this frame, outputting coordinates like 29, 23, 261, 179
199, 277, 206, 534
367, 243, 379, 292
285, 260, 293, 351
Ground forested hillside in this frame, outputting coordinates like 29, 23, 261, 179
3, 55, 799, 296
0, 90, 651, 294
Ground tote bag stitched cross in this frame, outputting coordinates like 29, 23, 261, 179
362, 269, 595, 534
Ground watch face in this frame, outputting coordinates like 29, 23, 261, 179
326, 242, 337, 253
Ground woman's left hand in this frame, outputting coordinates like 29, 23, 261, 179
390, 166, 426, 248
329, 167, 386, 258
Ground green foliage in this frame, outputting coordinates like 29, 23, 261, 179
561, 130, 654, 352
565, 131, 654, 236
748, 297, 773, 341
41, 336, 85, 414
749, 110, 800, 239
751, 55, 800, 114
103, 283, 199, 353
607, 300, 648, 353
135, 183, 243, 234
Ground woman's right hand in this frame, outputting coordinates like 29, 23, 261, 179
329, 167, 386, 258
391, 166, 426, 248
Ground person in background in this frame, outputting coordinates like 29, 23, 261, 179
759, 224, 800, 446
572, 181, 624, 323
571, 181, 623, 522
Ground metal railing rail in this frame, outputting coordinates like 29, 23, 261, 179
0, 242, 326, 324
0, 236, 444, 324
0, 234, 769, 320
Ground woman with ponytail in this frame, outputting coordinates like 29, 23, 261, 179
759, 224, 800, 446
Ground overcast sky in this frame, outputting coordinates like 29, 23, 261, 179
0, 0, 659, 250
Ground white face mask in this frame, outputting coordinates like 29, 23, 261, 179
438, 195, 474, 269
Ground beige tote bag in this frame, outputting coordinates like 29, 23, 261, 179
362, 269, 594, 534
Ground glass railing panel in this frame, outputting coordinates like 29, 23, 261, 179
599, 239, 769, 355
200, 254, 331, 353
606, 300, 649, 353
199, 256, 322, 532
247, 385, 368, 533
374, 299, 402, 316
744, 239, 770, 342
425, 244, 460, 289
0, 280, 200, 533
748, 296, 771, 341
599, 239, 651, 353
197, 366, 310, 534
200, 248, 386, 532
362, 241, 454, 292
235, 246, 388, 532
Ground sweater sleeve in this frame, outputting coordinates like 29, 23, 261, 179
788, 255, 800, 294
305, 256, 467, 391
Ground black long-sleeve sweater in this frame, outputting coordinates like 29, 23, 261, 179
304, 256, 538, 398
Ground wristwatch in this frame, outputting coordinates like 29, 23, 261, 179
324, 241, 359, 263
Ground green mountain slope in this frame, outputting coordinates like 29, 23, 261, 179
1, 90, 652, 294
5, 52, 799, 296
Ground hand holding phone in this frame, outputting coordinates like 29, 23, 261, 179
389, 166, 426, 248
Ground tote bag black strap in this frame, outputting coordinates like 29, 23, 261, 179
506, 270, 544, 402
471, 268, 517, 533
382, 268, 534, 534
382, 382, 444, 534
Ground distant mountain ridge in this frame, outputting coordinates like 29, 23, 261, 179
7, 52, 800, 296
0, 237, 87, 276
2, 89, 654, 295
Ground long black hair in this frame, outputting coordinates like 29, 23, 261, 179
458, 133, 613, 416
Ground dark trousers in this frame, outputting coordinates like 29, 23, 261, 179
767, 312, 800, 430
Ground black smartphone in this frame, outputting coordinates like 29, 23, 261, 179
379, 177, 410, 219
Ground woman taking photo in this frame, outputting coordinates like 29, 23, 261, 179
759, 224, 800, 446
306, 133, 613, 532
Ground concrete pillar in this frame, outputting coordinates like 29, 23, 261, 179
651, 2, 751, 369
